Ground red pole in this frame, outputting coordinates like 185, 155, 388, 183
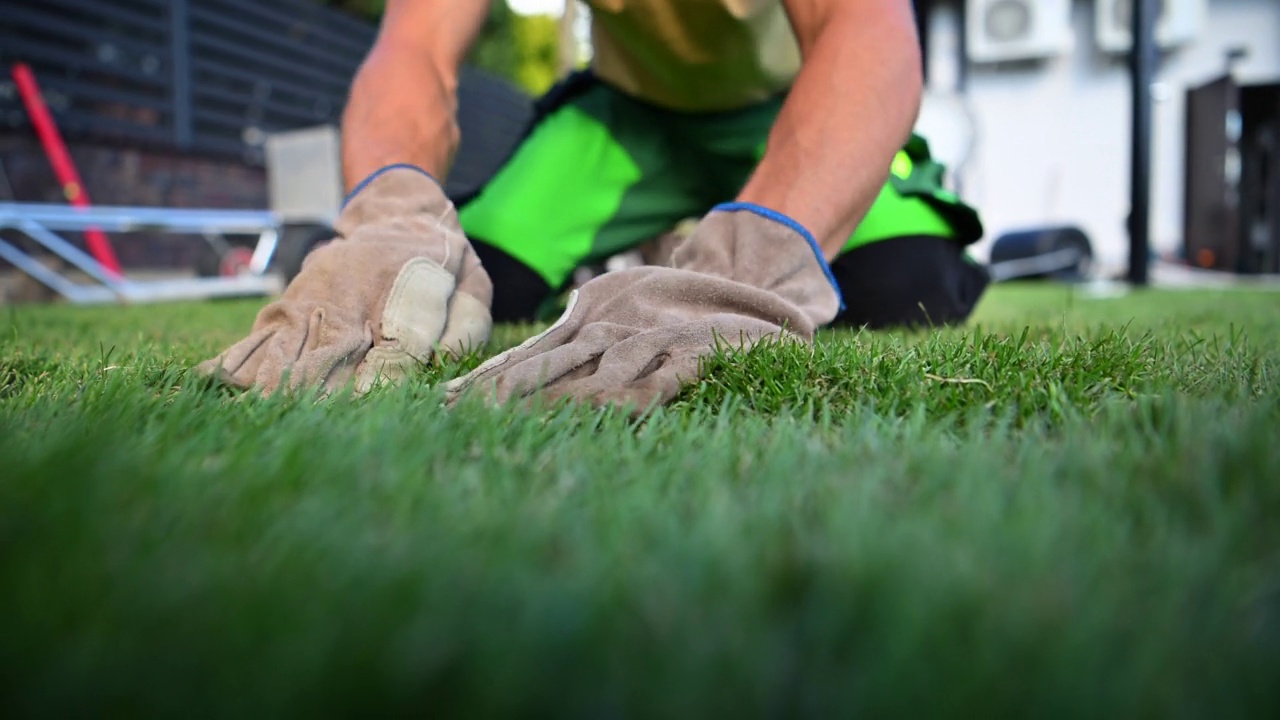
11, 62, 123, 276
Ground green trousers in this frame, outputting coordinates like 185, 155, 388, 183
457, 72, 985, 325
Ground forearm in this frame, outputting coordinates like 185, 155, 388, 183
341, 46, 460, 189
738, 2, 923, 258
339, 0, 489, 192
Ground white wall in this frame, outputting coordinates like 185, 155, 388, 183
916, 0, 1280, 270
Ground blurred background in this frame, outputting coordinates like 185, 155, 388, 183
0, 0, 1276, 291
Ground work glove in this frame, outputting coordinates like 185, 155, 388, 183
197, 165, 492, 395
443, 203, 842, 412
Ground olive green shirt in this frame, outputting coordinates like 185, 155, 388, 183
586, 0, 801, 111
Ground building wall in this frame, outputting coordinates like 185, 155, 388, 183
0, 134, 266, 267
917, 0, 1280, 270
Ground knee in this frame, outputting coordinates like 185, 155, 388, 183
469, 240, 553, 323
827, 235, 990, 329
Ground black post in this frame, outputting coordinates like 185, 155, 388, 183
1128, 0, 1158, 285
952, 0, 970, 198
956, 0, 969, 94
913, 0, 933, 84
169, 0, 193, 150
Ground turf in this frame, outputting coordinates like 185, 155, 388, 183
1, 284, 1278, 716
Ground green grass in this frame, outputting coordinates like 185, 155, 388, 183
1, 284, 1278, 717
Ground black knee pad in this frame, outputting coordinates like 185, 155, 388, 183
469, 240, 553, 323
828, 235, 990, 329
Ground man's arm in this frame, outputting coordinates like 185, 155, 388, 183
737, 0, 923, 258
341, 0, 491, 190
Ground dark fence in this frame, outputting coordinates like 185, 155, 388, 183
0, 0, 376, 164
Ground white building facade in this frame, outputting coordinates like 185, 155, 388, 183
916, 0, 1280, 270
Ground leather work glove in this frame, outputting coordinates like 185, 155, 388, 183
198, 165, 492, 395
443, 203, 843, 412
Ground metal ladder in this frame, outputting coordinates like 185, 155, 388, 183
0, 203, 284, 304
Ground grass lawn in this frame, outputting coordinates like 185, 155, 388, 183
1, 284, 1278, 716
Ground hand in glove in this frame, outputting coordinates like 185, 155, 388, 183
443, 203, 842, 411
197, 165, 492, 394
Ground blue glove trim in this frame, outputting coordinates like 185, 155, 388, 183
710, 202, 845, 311
341, 163, 439, 208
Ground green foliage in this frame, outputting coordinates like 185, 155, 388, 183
467, 5, 562, 95
1, 285, 1278, 715
316, 0, 561, 93
466, 2, 521, 87
512, 13, 561, 95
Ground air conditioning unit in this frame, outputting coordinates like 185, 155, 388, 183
966, 0, 1073, 63
1095, 0, 1207, 53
